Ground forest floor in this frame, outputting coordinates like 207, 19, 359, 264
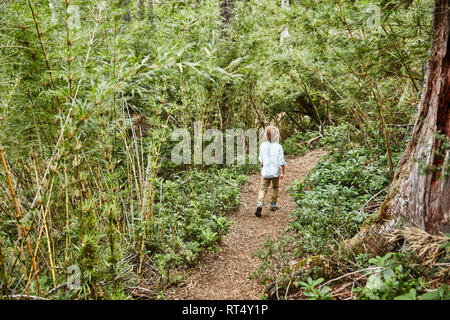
166, 149, 327, 300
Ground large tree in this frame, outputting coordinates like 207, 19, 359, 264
347, 0, 450, 255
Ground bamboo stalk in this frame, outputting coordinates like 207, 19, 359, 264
43, 179, 56, 288
126, 102, 145, 206
381, 25, 420, 92
122, 102, 142, 216
25, 177, 56, 292
64, 166, 71, 262
24, 159, 56, 292
0, 148, 41, 294
27, 0, 63, 115
65, 0, 74, 100
137, 117, 170, 278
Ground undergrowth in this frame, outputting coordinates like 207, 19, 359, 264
148, 166, 248, 289
251, 123, 449, 300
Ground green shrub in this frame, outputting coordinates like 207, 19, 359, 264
252, 124, 410, 299
146, 166, 247, 286
288, 145, 394, 257
354, 251, 450, 300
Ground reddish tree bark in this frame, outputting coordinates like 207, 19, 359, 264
347, 0, 450, 255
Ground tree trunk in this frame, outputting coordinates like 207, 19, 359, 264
347, 0, 450, 255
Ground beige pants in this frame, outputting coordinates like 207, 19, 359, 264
257, 176, 280, 206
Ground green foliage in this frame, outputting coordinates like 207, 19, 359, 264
418, 285, 450, 300
353, 234, 450, 300
147, 167, 247, 286
283, 123, 354, 156
0, 0, 250, 298
250, 234, 297, 292
224, 0, 432, 134
252, 123, 410, 299
297, 277, 333, 300
354, 251, 448, 300
288, 141, 403, 257
0, 0, 438, 300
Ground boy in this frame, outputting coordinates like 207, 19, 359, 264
255, 126, 286, 217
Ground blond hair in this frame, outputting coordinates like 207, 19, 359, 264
265, 126, 280, 143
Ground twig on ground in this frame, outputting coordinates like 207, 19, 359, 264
358, 187, 388, 212
320, 266, 384, 289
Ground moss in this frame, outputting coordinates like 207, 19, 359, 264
375, 197, 392, 223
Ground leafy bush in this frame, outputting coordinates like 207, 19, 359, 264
287, 145, 395, 257
0, 0, 435, 300
283, 123, 353, 156
298, 277, 332, 300
147, 166, 247, 286
355, 252, 425, 300
356, 251, 450, 300
252, 123, 411, 299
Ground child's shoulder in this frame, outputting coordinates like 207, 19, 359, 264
260, 141, 283, 150
260, 141, 282, 146
275, 142, 284, 152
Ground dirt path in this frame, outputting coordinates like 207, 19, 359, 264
166, 149, 327, 300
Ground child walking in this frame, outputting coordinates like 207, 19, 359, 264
255, 126, 286, 217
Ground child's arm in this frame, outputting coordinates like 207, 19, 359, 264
279, 145, 286, 181
259, 143, 264, 168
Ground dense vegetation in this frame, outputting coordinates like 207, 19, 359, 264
252, 125, 449, 300
0, 0, 448, 300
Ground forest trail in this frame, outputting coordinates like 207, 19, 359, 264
166, 149, 327, 300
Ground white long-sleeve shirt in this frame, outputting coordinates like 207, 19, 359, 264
258, 142, 286, 178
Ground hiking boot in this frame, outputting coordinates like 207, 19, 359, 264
255, 206, 262, 217
270, 203, 278, 211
